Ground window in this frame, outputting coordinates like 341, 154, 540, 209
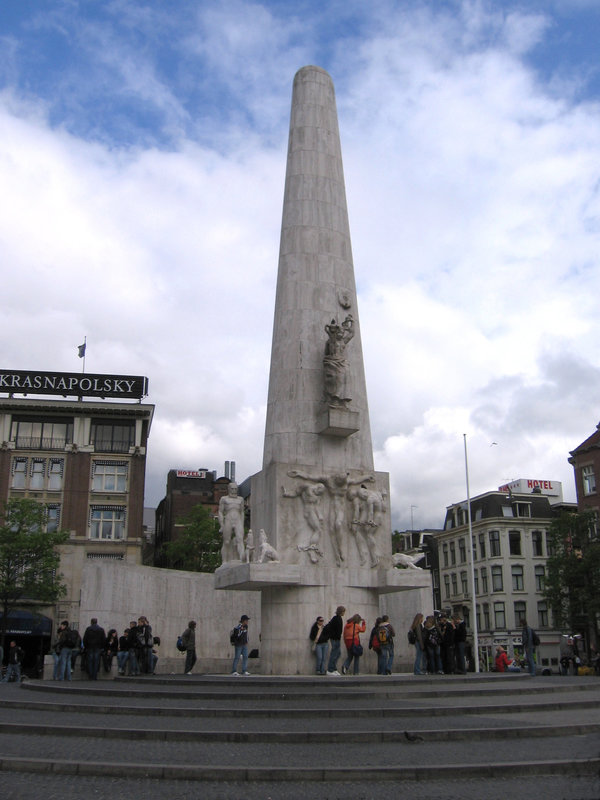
509, 531, 521, 556
92, 461, 128, 492
494, 602, 505, 629
460, 571, 468, 595
513, 502, 531, 518
474, 569, 479, 594
472, 538, 477, 561
535, 565, 545, 592
476, 604, 481, 631
480, 567, 488, 593
514, 601, 527, 627
582, 465, 596, 496
532, 530, 543, 557
511, 564, 524, 591
458, 538, 466, 563
90, 507, 126, 540
501, 506, 514, 517
483, 603, 490, 630
491, 565, 503, 592
442, 543, 449, 567
537, 601, 549, 628
11, 457, 64, 491
478, 533, 486, 559
450, 542, 456, 565
10, 417, 73, 450
91, 421, 135, 453
46, 505, 60, 533
451, 573, 458, 595
545, 531, 555, 557
489, 530, 501, 557
444, 575, 450, 599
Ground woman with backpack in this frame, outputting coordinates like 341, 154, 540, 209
409, 613, 427, 675
341, 614, 366, 675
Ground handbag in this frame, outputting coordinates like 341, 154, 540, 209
351, 643, 363, 656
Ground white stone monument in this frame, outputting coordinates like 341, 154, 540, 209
215, 66, 429, 674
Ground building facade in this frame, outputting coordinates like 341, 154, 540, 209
0, 368, 153, 670
437, 479, 575, 672
568, 424, 600, 515
153, 466, 235, 568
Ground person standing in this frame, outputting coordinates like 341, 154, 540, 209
117, 628, 130, 675
309, 615, 329, 675
452, 614, 467, 674
82, 618, 106, 681
341, 613, 366, 675
182, 620, 197, 675
126, 621, 140, 676
1, 641, 24, 683
409, 613, 427, 675
56, 621, 77, 681
521, 619, 538, 677
377, 615, 395, 675
326, 606, 345, 675
231, 614, 250, 676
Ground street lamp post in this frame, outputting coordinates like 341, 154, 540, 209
463, 433, 480, 673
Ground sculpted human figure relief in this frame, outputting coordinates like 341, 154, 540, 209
287, 469, 375, 566
282, 482, 326, 563
218, 482, 245, 563
323, 314, 355, 407
257, 529, 280, 564
348, 484, 386, 568
245, 530, 255, 564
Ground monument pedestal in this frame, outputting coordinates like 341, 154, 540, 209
215, 563, 431, 674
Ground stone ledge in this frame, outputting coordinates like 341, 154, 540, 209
317, 407, 359, 437
214, 562, 302, 590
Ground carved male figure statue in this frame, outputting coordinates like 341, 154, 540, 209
245, 529, 255, 564
257, 529, 280, 564
218, 482, 245, 563
355, 484, 386, 567
282, 481, 326, 563
323, 314, 355, 407
288, 469, 374, 566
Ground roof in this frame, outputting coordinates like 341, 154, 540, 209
569, 423, 600, 459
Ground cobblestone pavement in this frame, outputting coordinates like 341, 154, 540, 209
2, 772, 600, 800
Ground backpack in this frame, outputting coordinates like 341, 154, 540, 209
176, 635, 186, 652
64, 629, 79, 648
378, 625, 391, 645
230, 626, 241, 645
407, 628, 416, 645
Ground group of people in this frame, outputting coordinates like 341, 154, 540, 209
408, 612, 468, 675
52, 616, 160, 680
309, 607, 396, 675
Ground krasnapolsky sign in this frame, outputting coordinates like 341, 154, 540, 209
0, 370, 148, 400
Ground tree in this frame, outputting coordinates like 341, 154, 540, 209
0, 498, 68, 647
162, 504, 221, 573
544, 510, 600, 642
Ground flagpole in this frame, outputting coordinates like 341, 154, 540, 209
463, 433, 480, 673
82, 336, 86, 374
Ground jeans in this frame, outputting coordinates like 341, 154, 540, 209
342, 647, 361, 674
87, 648, 102, 680
315, 642, 328, 674
525, 648, 536, 676
57, 647, 73, 680
52, 652, 60, 680
427, 644, 443, 673
231, 644, 248, 674
127, 649, 139, 675
117, 651, 129, 673
185, 649, 197, 674
378, 644, 393, 674
1, 663, 21, 682
413, 641, 426, 674
327, 639, 341, 672
455, 641, 466, 673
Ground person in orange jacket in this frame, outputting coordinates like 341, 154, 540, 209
341, 614, 366, 675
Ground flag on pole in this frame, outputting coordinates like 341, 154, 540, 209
78, 342, 86, 358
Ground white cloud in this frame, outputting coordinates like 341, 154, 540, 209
1, 1, 599, 531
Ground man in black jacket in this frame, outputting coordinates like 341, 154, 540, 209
82, 618, 106, 680
1, 641, 24, 683
326, 605, 345, 675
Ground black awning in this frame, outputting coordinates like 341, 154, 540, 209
0, 610, 52, 637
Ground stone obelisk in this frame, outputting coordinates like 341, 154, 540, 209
216, 66, 429, 674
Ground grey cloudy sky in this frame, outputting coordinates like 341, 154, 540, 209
1, 0, 599, 528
